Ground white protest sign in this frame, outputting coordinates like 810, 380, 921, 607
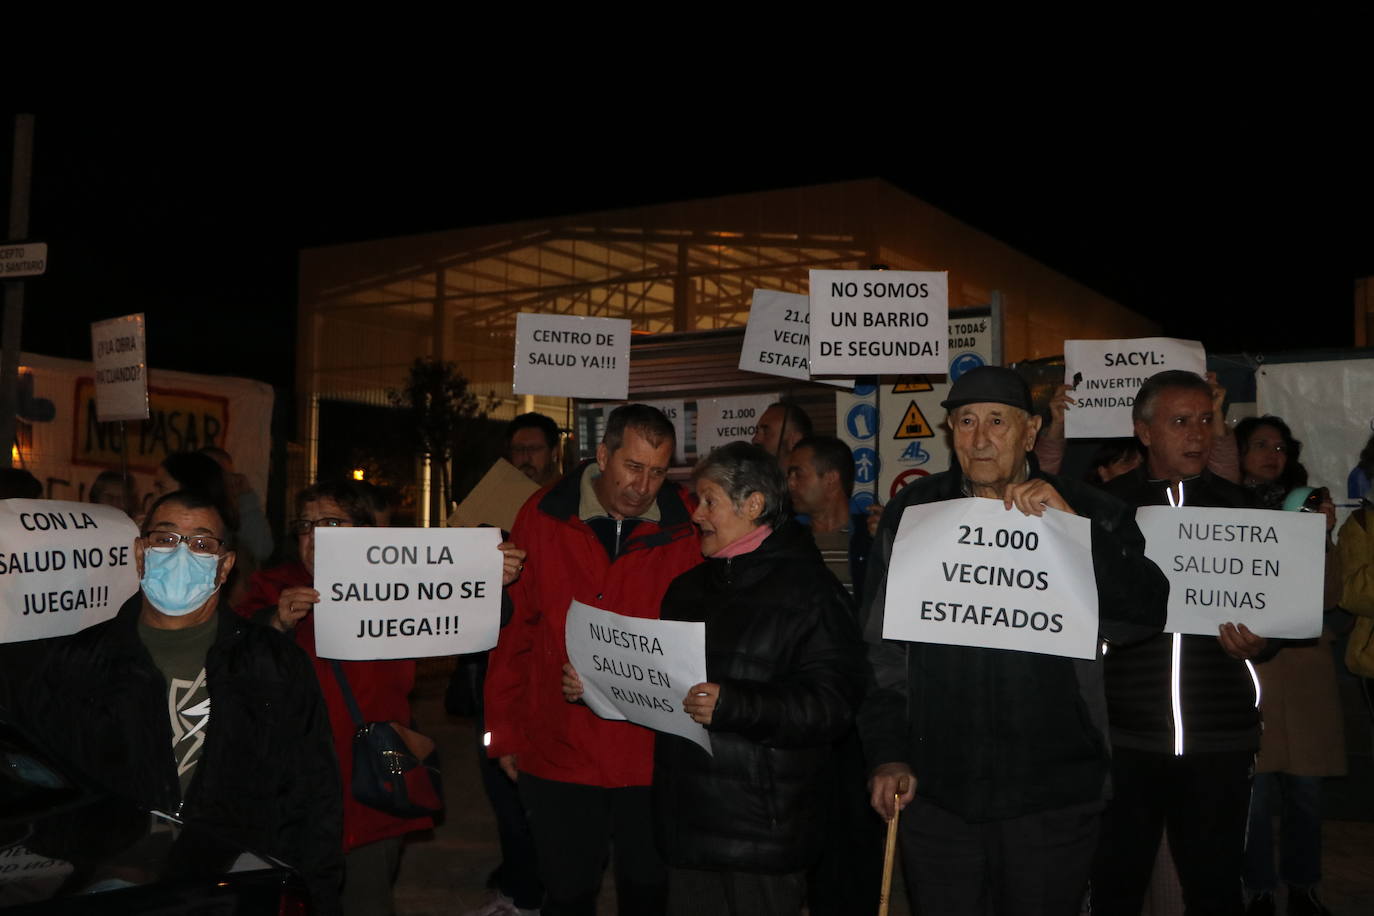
564, 599, 711, 754
513, 313, 631, 401
313, 527, 503, 660
695, 393, 778, 457
883, 498, 1099, 659
0, 499, 139, 643
90, 313, 150, 422
1135, 506, 1324, 637
739, 290, 852, 388
1063, 337, 1206, 438
809, 270, 949, 376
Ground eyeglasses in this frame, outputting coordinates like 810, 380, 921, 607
143, 531, 225, 556
289, 517, 354, 536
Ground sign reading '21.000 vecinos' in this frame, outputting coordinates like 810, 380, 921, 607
882, 498, 1100, 659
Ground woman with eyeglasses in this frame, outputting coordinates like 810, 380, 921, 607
235, 480, 526, 916
1234, 416, 1343, 916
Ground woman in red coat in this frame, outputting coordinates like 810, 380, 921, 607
236, 480, 522, 916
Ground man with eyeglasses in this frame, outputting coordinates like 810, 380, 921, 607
14, 489, 344, 913
506, 412, 563, 487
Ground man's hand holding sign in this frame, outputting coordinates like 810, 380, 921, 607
856, 367, 1167, 913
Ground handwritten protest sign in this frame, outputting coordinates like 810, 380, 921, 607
695, 393, 778, 456
1063, 338, 1206, 438
513, 313, 631, 401
0, 499, 139, 643
90, 312, 150, 422
883, 498, 1099, 659
809, 270, 949, 376
564, 600, 711, 754
1136, 506, 1324, 637
313, 527, 503, 660
739, 290, 852, 388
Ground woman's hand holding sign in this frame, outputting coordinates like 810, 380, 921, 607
273, 586, 319, 632
683, 682, 720, 726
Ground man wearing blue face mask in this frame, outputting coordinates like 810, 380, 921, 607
13, 490, 344, 914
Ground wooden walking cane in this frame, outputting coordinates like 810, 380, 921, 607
877, 775, 909, 916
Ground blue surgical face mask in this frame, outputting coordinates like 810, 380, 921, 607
141, 543, 221, 616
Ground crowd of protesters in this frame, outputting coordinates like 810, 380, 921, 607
3, 368, 1372, 916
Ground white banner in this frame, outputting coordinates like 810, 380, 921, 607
0, 500, 140, 643
313, 527, 503, 660
13, 351, 274, 516
564, 600, 711, 754
695, 393, 778, 457
809, 270, 949, 376
883, 498, 1100, 659
1136, 506, 1325, 637
1256, 359, 1374, 506
513, 313, 631, 401
739, 289, 852, 388
1063, 337, 1206, 438
90, 313, 150, 422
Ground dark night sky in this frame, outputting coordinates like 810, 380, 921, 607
5, 113, 1372, 392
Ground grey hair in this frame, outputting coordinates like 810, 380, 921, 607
1132, 370, 1211, 425
691, 441, 790, 530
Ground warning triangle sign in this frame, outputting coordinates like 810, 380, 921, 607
892, 376, 933, 393
893, 400, 934, 439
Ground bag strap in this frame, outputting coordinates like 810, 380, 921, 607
328, 659, 367, 729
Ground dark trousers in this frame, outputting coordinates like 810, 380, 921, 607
899, 797, 1100, 916
668, 866, 805, 916
518, 772, 667, 916
1244, 772, 1323, 891
1091, 748, 1253, 916
473, 709, 543, 908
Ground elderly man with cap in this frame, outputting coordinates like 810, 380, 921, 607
857, 366, 1168, 915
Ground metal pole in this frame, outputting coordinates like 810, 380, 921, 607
0, 114, 35, 468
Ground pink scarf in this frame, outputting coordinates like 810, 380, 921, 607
711, 524, 772, 559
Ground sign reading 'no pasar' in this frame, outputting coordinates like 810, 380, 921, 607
809, 270, 949, 376
883, 498, 1100, 659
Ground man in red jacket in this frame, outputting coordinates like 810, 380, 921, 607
486, 404, 701, 916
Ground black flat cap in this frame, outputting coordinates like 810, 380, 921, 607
939, 366, 1032, 412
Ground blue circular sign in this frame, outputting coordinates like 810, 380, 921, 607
850, 490, 876, 516
949, 352, 985, 381
853, 382, 877, 397
845, 403, 878, 441
853, 447, 878, 485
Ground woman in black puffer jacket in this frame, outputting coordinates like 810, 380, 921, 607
654, 441, 866, 916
